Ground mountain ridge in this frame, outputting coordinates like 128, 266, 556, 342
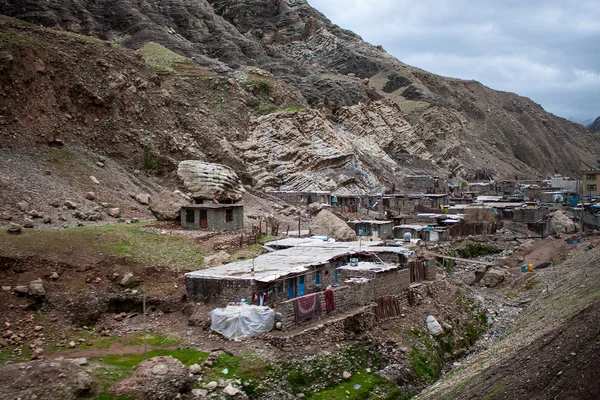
0, 0, 598, 195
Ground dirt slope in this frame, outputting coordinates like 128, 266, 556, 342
417, 238, 600, 400
0, 0, 599, 188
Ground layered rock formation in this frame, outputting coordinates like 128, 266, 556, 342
177, 161, 245, 201
0, 0, 599, 199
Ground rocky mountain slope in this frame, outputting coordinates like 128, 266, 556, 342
587, 116, 600, 133
0, 0, 599, 206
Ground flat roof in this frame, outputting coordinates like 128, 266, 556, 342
347, 220, 393, 225
182, 203, 243, 209
185, 238, 415, 283
338, 261, 398, 273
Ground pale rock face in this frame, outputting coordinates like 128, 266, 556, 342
149, 190, 193, 220
426, 315, 443, 336
309, 210, 356, 241
177, 161, 244, 201
548, 210, 576, 235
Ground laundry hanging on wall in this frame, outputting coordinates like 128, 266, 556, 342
293, 292, 322, 324
324, 289, 335, 313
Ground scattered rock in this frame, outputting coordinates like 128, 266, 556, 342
28, 210, 42, 218
28, 279, 46, 297
480, 266, 509, 288
64, 201, 77, 210
90, 176, 100, 184
108, 208, 120, 218
189, 364, 202, 374
307, 202, 324, 215
71, 357, 88, 366
149, 190, 193, 220
43, 217, 52, 224
96, 162, 105, 168
136, 193, 151, 205
85, 192, 96, 200
223, 385, 239, 396
31, 347, 45, 360
1, 210, 11, 220
7, 223, 22, 234
342, 371, 352, 380
205, 381, 218, 390
14, 285, 29, 295
120, 272, 135, 286
17, 201, 29, 211
426, 315, 443, 336
114, 356, 192, 400
76, 372, 92, 392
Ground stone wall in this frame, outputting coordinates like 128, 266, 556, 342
275, 267, 412, 328
180, 206, 243, 230
185, 277, 257, 305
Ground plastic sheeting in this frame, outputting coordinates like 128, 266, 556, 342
210, 305, 275, 340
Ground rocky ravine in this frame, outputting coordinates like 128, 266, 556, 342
0, 0, 599, 204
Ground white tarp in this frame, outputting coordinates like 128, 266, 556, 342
210, 305, 275, 340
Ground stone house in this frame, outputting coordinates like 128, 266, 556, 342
180, 202, 244, 230
184, 238, 428, 327
267, 190, 332, 206
346, 220, 394, 240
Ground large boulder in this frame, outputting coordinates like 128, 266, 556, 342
480, 266, 509, 287
149, 190, 193, 220
309, 210, 356, 241
114, 356, 192, 400
177, 161, 244, 201
548, 210, 576, 235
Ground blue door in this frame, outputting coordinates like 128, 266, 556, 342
315, 271, 321, 286
287, 279, 295, 299
298, 276, 305, 296
334, 269, 339, 284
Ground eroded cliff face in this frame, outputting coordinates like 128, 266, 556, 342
1, 0, 599, 197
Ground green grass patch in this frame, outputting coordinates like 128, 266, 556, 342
138, 42, 192, 74
456, 242, 501, 259
0, 223, 205, 271
311, 372, 405, 400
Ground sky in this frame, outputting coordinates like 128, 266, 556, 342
307, 0, 600, 124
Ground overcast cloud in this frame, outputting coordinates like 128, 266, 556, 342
307, 0, 600, 123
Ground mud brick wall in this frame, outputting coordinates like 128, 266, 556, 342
185, 276, 257, 306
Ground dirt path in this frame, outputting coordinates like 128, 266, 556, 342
48, 345, 168, 359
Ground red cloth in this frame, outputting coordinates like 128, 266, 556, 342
293, 293, 321, 323
324, 289, 335, 313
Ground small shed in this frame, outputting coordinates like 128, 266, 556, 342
181, 203, 244, 230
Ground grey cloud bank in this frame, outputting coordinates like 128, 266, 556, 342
308, 0, 600, 123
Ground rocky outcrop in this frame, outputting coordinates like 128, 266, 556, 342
114, 356, 192, 400
0, 0, 599, 205
309, 210, 356, 241
177, 161, 245, 201
587, 116, 600, 134
548, 210, 576, 235
149, 191, 193, 221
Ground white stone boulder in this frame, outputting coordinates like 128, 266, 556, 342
177, 161, 244, 201
426, 315, 443, 336
309, 210, 356, 241
149, 190, 193, 220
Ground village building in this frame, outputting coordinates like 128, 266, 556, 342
267, 190, 332, 207
185, 238, 433, 328
176, 160, 246, 231
180, 201, 244, 230
582, 170, 600, 197
346, 220, 394, 240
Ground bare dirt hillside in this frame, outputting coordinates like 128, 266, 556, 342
0, 0, 599, 197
